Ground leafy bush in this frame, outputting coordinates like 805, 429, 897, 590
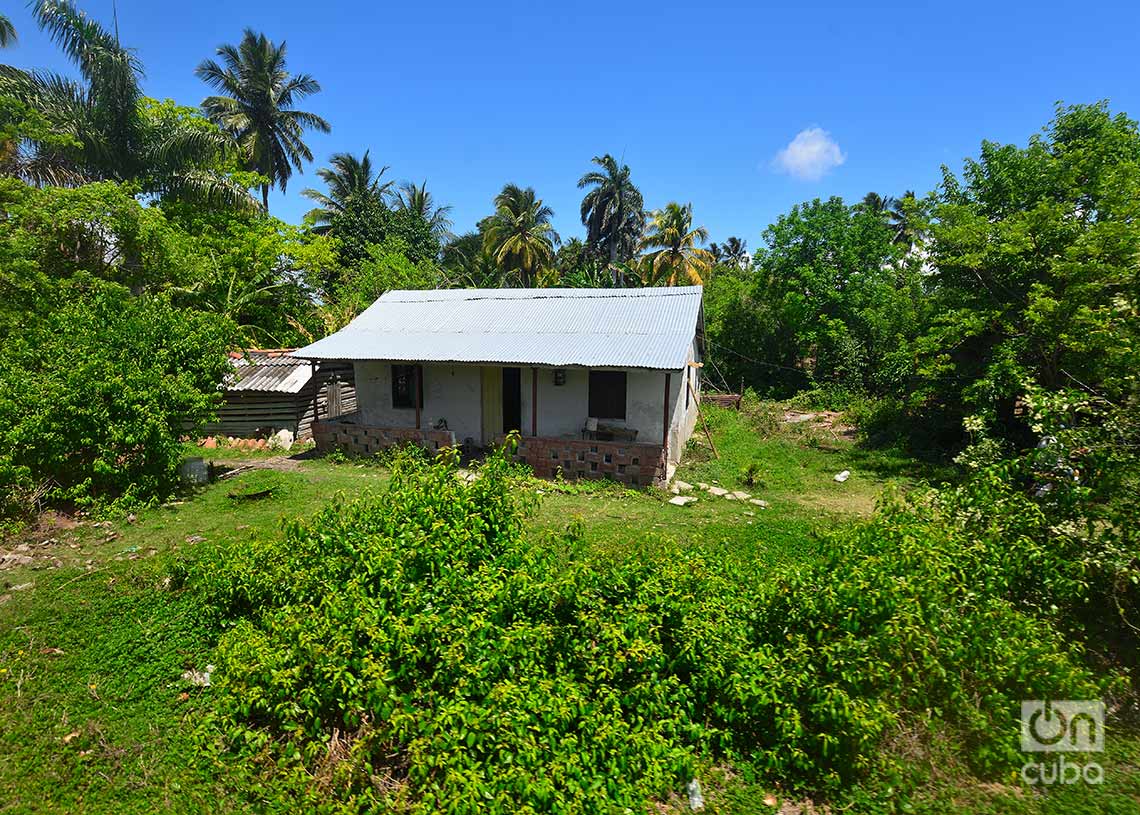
194, 444, 1103, 811
0, 285, 232, 516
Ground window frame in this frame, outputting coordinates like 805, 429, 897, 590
588, 369, 627, 420
391, 364, 419, 409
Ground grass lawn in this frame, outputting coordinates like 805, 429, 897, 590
0, 405, 1133, 813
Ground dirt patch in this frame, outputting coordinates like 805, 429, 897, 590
782, 410, 857, 441
211, 455, 309, 475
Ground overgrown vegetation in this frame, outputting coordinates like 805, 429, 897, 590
0, 285, 231, 521
2, 2, 1139, 811
179, 437, 1129, 811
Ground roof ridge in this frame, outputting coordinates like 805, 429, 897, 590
379, 289, 700, 305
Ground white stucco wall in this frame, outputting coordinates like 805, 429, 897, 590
354, 361, 483, 443
353, 352, 700, 462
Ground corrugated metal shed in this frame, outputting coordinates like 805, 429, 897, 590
227, 350, 314, 394
292, 287, 703, 370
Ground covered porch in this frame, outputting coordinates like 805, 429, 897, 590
311, 411, 667, 486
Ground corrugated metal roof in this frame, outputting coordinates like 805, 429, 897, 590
226, 351, 315, 393
292, 287, 703, 370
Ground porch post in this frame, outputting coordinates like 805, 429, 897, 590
415, 364, 422, 430
531, 367, 538, 436
663, 372, 671, 455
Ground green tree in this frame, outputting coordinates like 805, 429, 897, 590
393, 180, 453, 242
196, 28, 330, 210
321, 237, 443, 330
442, 230, 500, 287
482, 184, 560, 287
887, 190, 926, 246
639, 202, 712, 286
858, 191, 895, 218
0, 1, 248, 204
161, 201, 329, 346
326, 192, 439, 269
918, 102, 1140, 443
577, 154, 644, 279
0, 284, 233, 515
301, 150, 392, 233
721, 236, 748, 267
0, 177, 204, 320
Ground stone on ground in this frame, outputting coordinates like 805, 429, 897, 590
730, 490, 751, 500
749, 498, 769, 508
707, 486, 729, 497
834, 470, 851, 483
668, 495, 698, 506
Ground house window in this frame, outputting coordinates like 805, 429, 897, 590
392, 364, 418, 408
588, 370, 626, 420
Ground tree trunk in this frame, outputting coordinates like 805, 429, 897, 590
608, 204, 621, 286
261, 184, 269, 212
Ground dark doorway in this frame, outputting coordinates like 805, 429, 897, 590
502, 367, 522, 433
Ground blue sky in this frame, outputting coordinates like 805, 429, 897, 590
6, 0, 1139, 249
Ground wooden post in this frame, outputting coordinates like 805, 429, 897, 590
531, 367, 538, 436
689, 380, 719, 459
414, 364, 422, 430
663, 372, 671, 456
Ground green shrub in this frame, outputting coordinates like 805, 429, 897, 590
193, 442, 1104, 811
0, 285, 232, 516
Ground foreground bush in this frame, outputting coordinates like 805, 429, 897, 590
193, 444, 1105, 812
0, 285, 232, 518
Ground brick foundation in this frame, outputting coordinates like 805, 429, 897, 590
313, 416, 665, 486
499, 435, 666, 487
312, 414, 457, 455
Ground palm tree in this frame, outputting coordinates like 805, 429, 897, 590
888, 190, 925, 247
722, 236, 748, 267
394, 180, 454, 242
301, 150, 391, 233
0, 14, 16, 47
196, 29, 330, 210
483, 184, 560, 287
577, 154, 645, 280
443, 231, 501, 287
859, 191, 895, 218
0, 1, 248, 204
639, 202, 713, 286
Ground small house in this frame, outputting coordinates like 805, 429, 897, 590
205, 349, 356, 440
293, 287, 704, 485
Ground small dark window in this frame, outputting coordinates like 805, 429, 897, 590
685, 367, 690, 408
392, 364, 418, 408
588, 370, 627, 420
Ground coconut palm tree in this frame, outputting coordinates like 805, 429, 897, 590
301, 150, 391, 233
577, 154, 644, 279
640, 202, 713, 286
394, 180, 454, 242
0, 1, 248, 204
0, 15, 17, 47
196, 29, 330, 210
722, 236, 748, 267
888, 190, 926, 247
483, 184, 560, 287
859, 191, 895, 219
443, 231, 501, 287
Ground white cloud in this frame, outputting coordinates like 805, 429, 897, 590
772, 127, 846, 181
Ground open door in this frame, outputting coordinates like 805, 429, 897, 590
502, 367, 522, 434
480, 367, 502, 445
